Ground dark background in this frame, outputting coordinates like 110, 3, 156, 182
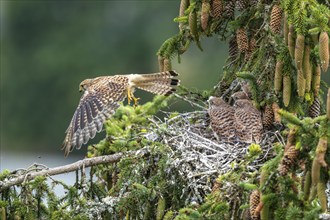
1, 1, 227, 159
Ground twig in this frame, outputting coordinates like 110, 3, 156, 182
173, 93, 207, 110
0, 149, 148, 191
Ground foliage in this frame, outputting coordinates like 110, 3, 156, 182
1, 0, 330, 219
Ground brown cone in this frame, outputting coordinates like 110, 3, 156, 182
236, 28, 249, 53
274, 60, 283, 93
211, 0, 223, 18
279, 145, 299, 176
309, 97, 320, 118
312, 65, 321, 96
223, 0, 235, 18
249, 190, 260, 220
262, 104, 274, 130
270, 4, 283, 34
303, 45, 312, 92
297, 70, 306, 97
236, 0, 249, 11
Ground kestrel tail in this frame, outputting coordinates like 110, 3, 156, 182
233, 99, 263, 144
62, 71, 180, 156
208, 96, 236, 141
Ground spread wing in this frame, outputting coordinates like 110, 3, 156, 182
62, 81, 127, 156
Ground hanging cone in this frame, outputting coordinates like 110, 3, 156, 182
279, 145, 299, 176
274, 60, 283, 94
319, 31, 329, 72
312, 65, 321, 96
179, 0, 189, 32
249, 190, 260, 220
236, 0, 249, 11
262, 104, 274, 130
295, 34, 305, 70
201, 0, 211, 31
236, 28, 249, 53
283, 75, 291, 107
164, 58, 172, 71
303, 45, 312, 92
211, 0, 223, 18
270, 4, 283, 34
308, 97, 320, 118
297, 70, 306, 97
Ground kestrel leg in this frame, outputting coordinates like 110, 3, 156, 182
127, 86, 140, 107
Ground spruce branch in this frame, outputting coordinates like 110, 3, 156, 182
0, 149, 148, 191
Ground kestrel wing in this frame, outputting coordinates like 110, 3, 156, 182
62, 81, 127, 156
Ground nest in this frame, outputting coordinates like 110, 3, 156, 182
145, 110, 283, 204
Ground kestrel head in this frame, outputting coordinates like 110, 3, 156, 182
234, 99, 252, 108
208, 96, 226, 107
79, 79, 93, 92
231, 91, 249, 101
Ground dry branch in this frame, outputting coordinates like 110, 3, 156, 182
0, 149, 148, 191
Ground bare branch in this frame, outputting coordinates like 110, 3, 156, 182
0, 149, 148, 191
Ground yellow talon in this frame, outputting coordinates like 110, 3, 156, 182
127, 87, 140, 107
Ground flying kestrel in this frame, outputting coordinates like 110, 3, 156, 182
208, 96, 236, 141
62, 71, 180, 156
232, 93, 263, 143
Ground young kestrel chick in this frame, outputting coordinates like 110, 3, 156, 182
233, 99, 263, 143
208, 96, 236, 141
63, 71, 180, 156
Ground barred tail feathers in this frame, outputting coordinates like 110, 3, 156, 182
132, 71, 180, 96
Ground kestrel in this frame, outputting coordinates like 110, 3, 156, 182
232, 94, 263, 143
208, 96, 236, 141
62, 71, 180, 156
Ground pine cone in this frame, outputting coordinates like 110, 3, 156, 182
270, 4, 283, 34
288, 25, 295, 59
279, 145, 299, 176
297, 70, 306, 97
274, 60, 283, 94
249, 190, 260, 220
201, 0, 211, 31
236, 28, 249, 53
179, 0, 189, 32
223, 0, 235, 18
312, 65, 321, 96
309, 97, 320, 118
283, 75, 291, 107
164, 58, 172, 71
317, 181, 328, 212
319, 31, 329, 72
229, 35, 238, 60
236, 0, 248, 11
295, 34, 305, 70
262, 104, 274, 130
211, 0, 223, 18
303, 45, 312, 92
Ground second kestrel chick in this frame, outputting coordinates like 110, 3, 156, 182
208, 96, 236, 141
234, 99, 263, 143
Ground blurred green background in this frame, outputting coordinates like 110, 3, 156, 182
1, 1, 227, 157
